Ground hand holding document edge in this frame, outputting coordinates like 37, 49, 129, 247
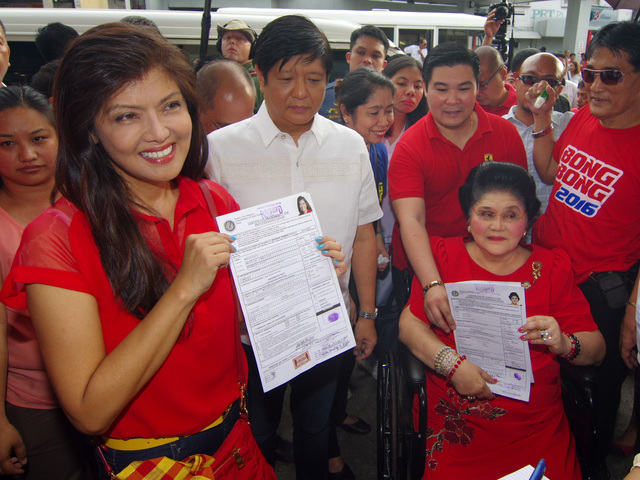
216, 192, 355, 392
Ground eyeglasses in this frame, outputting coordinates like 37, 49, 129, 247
518, 74, 562, 89
581, 68, 628, 86
479, 65, 504, 89
472, 207, 525, 224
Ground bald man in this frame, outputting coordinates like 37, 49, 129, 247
503, 52, 572, 213
475, 45, 517, 116
197, 59, 255, 134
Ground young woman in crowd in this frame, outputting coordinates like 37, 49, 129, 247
399, 162, 605, 480
380, 55, 428, 311
0, 23, 343, 478
329, 68, 395, 479
336, 67, 395, 264
0, 86, 95, 479
567, 59, 582, 84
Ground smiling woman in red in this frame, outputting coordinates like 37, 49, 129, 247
0, 24, 243, 478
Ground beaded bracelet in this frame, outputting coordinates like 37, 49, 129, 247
434, 346, 456, 376
560, 332, 581, 361
434, 346, 466, 380
447, 355, 467, 381
423, 280, 445, 298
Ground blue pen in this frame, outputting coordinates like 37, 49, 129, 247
529, 458, 546, 480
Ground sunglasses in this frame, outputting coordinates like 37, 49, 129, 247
518, 74, 562, 88
582, 68, 625, 86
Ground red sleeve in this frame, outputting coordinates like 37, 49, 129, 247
388, 119, 430, 202
548, 247, 598, 333
0, 202, 91, 310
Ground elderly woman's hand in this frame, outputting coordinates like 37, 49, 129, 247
449, 359, 496, 401
519, 315, 572, 356
316, 236, 346, 277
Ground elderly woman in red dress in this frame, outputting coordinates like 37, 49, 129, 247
399, 161, 605, 480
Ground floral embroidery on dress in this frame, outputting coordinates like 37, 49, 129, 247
425, 387, 507, 471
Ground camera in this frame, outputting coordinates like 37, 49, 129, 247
490, 0, 514, 22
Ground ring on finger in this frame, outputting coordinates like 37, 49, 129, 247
467, 395, 475, 401
540, 329, 551, 342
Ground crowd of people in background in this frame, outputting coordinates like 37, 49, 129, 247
0, 8, 639, 480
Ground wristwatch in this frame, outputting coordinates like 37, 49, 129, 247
358, 308, 378, 320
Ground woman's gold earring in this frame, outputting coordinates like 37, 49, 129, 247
467, 225, 471, 233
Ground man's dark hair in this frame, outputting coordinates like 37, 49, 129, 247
35, 22, 79, 63
253, 15, 332, 82
510, 48, 540, 74
30, 59, 60, 99
349, 25, 389, 54
587, 21, 640, 71
423, 42, 480, 87
120, 15, 160, 30
577, 79, 586, 90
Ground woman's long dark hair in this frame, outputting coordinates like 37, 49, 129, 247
53, 23, 207, 319
0, 86, 55, 190
382, 55, 428, 129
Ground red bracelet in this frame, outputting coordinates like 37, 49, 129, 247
447, 355, 466, 381
560, 332, 580, 361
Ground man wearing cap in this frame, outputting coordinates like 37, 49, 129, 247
217, 19, 263, 112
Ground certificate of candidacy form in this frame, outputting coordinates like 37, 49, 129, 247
446, 281, 533, 402
216, 192, 355, 392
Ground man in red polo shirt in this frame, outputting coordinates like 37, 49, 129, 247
475, 46, 517, 116
388, 42, 527, 330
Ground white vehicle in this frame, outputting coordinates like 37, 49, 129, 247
0, 8, 362, 84
219, 7, 486, 51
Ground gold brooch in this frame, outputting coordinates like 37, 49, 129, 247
521, 261, 543, 290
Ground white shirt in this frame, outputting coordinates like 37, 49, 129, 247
560, 79, 578, 108
503, 105, 574, 213
207, 104, 382, 300
403, 45, 427, 65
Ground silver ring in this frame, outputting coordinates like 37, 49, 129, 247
540, 329, 551, 341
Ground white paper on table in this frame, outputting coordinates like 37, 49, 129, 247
446, 281, 532, 402
498, 465, 550, 479
216, 192, 354, 392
